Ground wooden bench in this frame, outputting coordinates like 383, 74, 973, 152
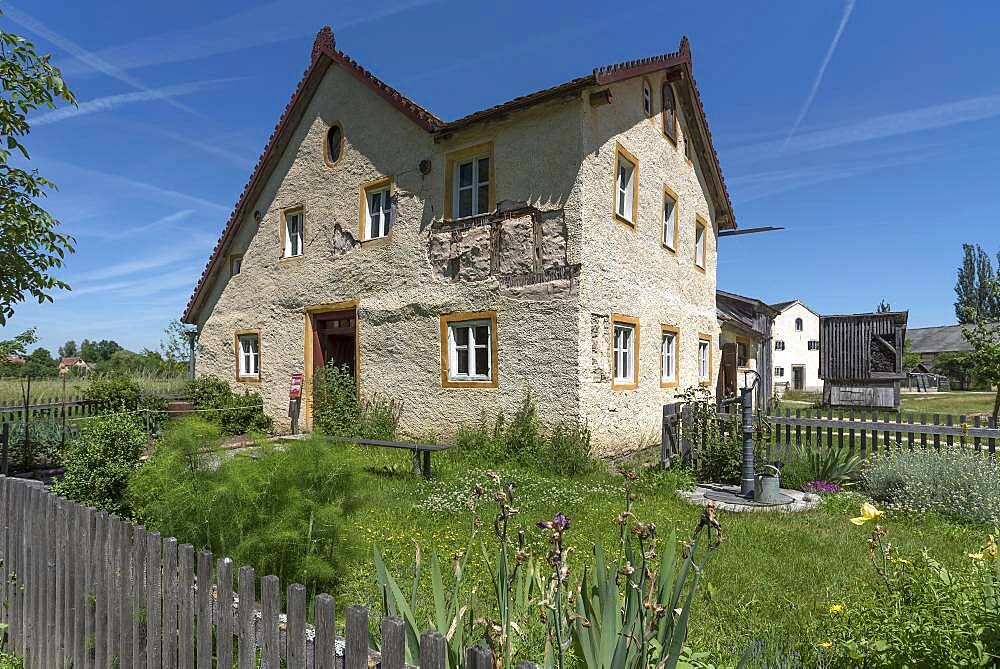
329, 436, 450, 479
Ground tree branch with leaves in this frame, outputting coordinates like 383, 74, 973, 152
0, 16, 76, 325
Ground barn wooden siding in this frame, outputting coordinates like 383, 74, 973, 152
819, 312, 907, 382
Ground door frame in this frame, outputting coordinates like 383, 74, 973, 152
792, 364, 805, 391
303, 299, 360, 429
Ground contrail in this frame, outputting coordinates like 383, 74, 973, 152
784, 0, 856, 145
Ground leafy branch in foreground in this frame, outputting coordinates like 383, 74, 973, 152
0, 18, 77, 324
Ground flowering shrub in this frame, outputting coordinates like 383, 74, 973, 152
802, 480, 843, 494
863, 447, 1000, 525
816, 503, 1000, 667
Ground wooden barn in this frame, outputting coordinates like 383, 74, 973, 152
819, 311, 908, 409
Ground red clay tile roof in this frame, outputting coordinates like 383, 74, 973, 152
181, 29, 734, 323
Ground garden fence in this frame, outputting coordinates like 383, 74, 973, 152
661, 402, 1000, 467
0, 475, 538, 669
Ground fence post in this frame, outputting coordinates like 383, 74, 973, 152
345, 606, 369, 669
61, 376, 68, 451
420, 631, 446, 669
314, 595, 338, 669
1, 422, 8, 476
22, 376, 31, 472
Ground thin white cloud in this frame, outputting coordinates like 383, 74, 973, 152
4, 5, 197, 115
33, 78, 244, 126
44, 157, 231, 213
77, 209, 197, 241
729, 93, 1000, 162
785, 0, 856, 145
73, 244, 210, 283
56, 0, 441, 78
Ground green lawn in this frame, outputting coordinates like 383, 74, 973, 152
780, 390, 997, 418
329, 444, 987, 663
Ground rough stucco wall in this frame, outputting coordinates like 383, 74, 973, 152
576, 76, 720, 454
773, 304, 821, 391
193, 64, 585, 437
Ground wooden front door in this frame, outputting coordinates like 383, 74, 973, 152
311, 307, 357, 379
792, 365, 805, 390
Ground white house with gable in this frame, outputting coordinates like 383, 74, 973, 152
769, 300, 820, 393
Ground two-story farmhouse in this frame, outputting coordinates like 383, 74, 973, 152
181, 27, 737, 452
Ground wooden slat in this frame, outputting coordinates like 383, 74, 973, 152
162, 537, 179, 669
216, 558, 234, 669
420, 631, 446, 669
380, 616, 404, 669
946, 414, 954, 448
240, 567, 260, 669
974, 415, 982, 452
260, 574, 279, 668
345, 605, 369, 669
132, 525, 147, 669
196, 550, 213, 669
314, 594, 337, 669
287, 583, 307, 669
907, 413, 915, 451
146, 531, 163, 669
177, 545, 195, 669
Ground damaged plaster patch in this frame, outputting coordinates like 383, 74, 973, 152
591, 313, 610, 382
327, 223, 362, 255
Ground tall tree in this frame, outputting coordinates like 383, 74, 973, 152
58, 339, 77, 358
964, 321, 1000, 425
0, 17, 76, 324
955, 244, 1000, 323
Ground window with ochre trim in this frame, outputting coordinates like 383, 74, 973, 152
661, 327, 678, 385
283, 209, 304, 258
237, 333, 259, 379
614, 145, 638, 225
662, 187, 678, 251
694, 218, 706, 269
698, 336, 711, 383
362, 180, 392, 241
440, 311, 498, 387
611, 315, 640, 389
445, 143, 494, 219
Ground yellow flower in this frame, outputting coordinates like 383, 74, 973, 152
897, 558, 911, 565
829, 603, 843, 614
818, 641, 833, 649
969, 535, 998, 561
850, 502, 882, 526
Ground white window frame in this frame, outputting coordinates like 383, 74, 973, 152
661, 330, 677, 384
808, 339, 820, 351
695, 219, 706, 268
453, 154, 491, 218
237, 334, 259, 378
447, 319, 493, 382
775, 366, 785, 377
698, 339, 710, 382
283, 210, 304, 258
613, 322, 636, 386
364, 184, 392, 241
795, 318, 804, 332
615, 152, 636, 223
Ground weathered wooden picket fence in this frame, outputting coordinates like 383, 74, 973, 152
660, 401, 1000, 467
0, 476, 531, 669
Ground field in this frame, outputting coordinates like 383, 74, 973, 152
0, 374, 188, 404
780, 389, 997, 418
327, 445, 986, 663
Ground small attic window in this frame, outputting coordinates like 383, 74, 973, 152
325, 124, 343, 165
662, 82, 677, 143
642, 80, 652, 118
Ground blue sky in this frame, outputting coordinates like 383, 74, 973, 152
3, 0, 999, 353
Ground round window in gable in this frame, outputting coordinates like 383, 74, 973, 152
325, 124, 343, 165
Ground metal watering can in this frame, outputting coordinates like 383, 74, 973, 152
754, 464, 782, 504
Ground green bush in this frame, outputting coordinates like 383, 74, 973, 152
677, 387, 767, 485
84, 373, 141, 411
863, 447, 1000, 525
312, 363, 399, 440
456, 394, 594, 475
186, 375, 271, 436
130, 431, 362, 593
52, 413, 146, 515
